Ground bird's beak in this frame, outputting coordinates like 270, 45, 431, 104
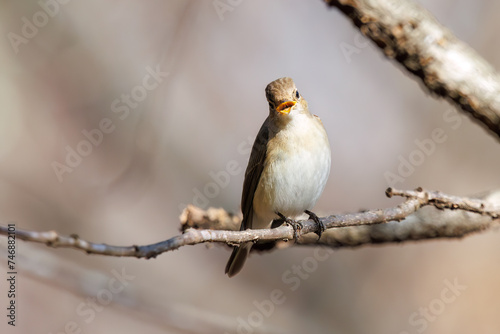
276, 101, 296, 115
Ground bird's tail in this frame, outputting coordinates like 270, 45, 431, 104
225, 242, 252, 277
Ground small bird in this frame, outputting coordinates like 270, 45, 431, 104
225, 77, 331, 277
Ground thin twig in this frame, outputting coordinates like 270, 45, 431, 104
1, 188, 499, 258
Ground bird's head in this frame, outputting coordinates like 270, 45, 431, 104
265, 77, 308, 120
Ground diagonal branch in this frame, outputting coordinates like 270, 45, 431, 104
325, 0, 500, 140
1, 188, 499, 258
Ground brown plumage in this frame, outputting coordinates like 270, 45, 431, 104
225, 77, 331, 277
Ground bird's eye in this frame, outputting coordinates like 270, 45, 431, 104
295, 90, 300, 99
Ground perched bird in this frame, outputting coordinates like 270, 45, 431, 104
225, 77, 331, 277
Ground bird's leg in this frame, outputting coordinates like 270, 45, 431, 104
305, 210, 325, 240
271, 213, 286, 229
276, 212, 302, 241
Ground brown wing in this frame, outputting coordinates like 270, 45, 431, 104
240, 117, 272, 230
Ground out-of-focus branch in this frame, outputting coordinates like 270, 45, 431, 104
1, 188, 499, 257
183, 188, 500, 248
302, 189, 500, 247
325, 0, 500, 140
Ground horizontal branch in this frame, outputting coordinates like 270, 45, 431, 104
182, 187, 500, 248
305, 189, 500, 247
1, 188, 499, 258
325, 0, 500, 140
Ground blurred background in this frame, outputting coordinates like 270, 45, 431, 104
0, 0, 500, 333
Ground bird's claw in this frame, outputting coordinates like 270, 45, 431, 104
287, 220, 303, 241
276, 212, 303, 241
305, 210, 325, 240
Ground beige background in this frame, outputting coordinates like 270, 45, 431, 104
0, 1, 500, 333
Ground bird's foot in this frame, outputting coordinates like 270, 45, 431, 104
305, 210, 325, 240
276, 212, 303, 241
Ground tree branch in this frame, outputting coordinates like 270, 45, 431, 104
1, 188, 499, 258
325, 0, 500, 140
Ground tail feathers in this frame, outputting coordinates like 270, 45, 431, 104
225, 242, 252, 277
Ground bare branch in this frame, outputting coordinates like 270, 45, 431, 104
303, 189, 500, 248
325, 0, 500, 140
1, 188, 499, 258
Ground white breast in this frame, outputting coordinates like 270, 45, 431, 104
252, 112, 331, 228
